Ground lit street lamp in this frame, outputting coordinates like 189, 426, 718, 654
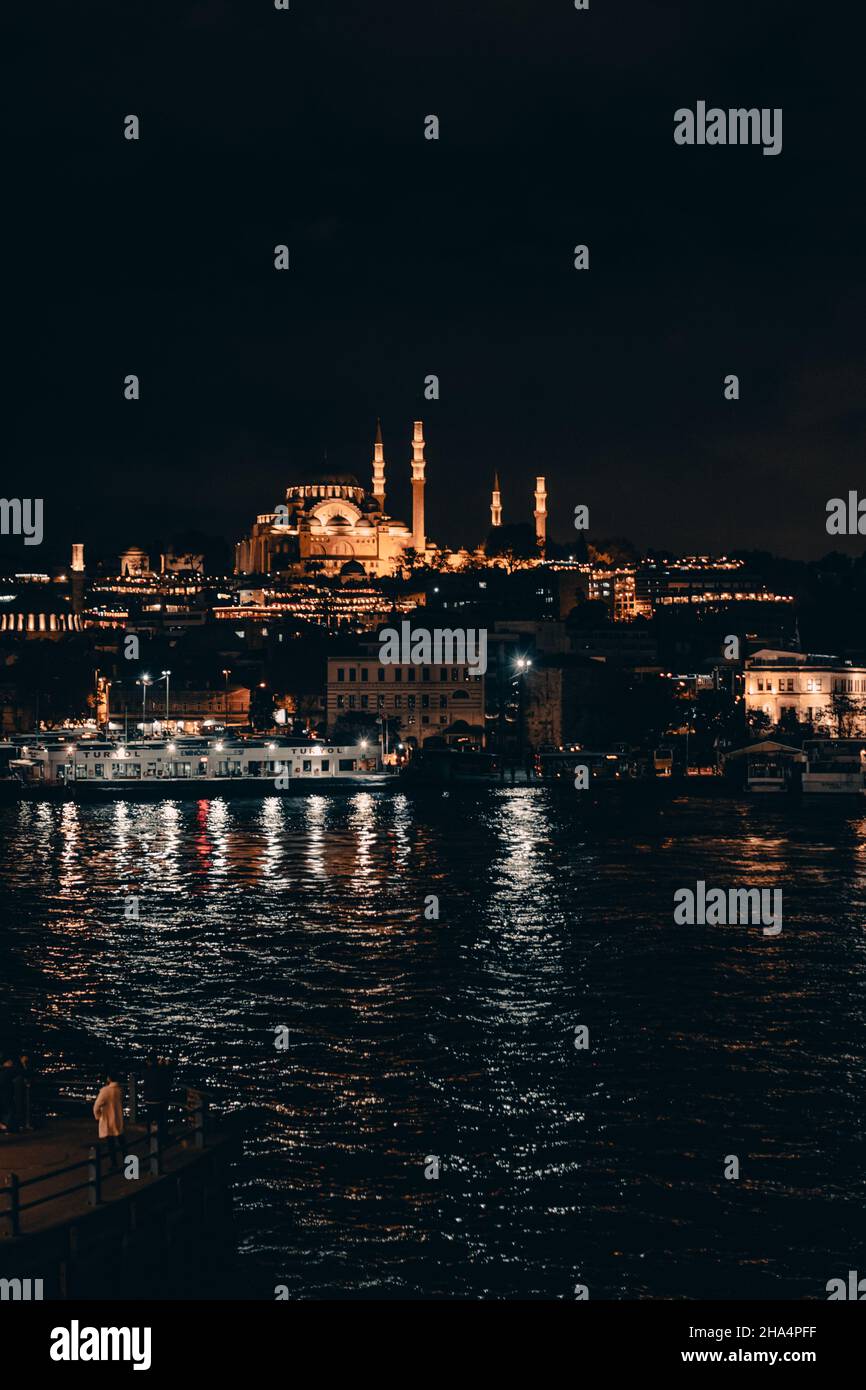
137, 674, 152, 737
161, 669, 171, 730
512, 655, 533, 775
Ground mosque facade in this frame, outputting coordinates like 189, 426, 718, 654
234, 422, 430, 579
233, 419, 548, 579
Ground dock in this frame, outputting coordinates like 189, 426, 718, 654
0, 1090, 242, 1300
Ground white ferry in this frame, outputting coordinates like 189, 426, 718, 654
800, 739, 866, 795
728, 738, 866, 794
0, 736, 394, 800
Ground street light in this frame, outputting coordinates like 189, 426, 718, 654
161, 669, 171, 730
137, 674, 152, 737
222, 668, 231, 720
512, 656, 533, 775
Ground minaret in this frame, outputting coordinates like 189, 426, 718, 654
491, 473, 502, 528
411, 420, 426, 553
70, 543, 85, 616
372, 419, 386, 510
534, 476, 547, 551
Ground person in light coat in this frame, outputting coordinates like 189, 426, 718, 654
93, 1071, 125, 1170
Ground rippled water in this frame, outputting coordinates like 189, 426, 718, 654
1, 789, 865, 1300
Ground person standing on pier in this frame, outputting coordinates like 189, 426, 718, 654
93, 1071, 125, 1170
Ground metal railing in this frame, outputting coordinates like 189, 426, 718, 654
1, 1072, 208, 1238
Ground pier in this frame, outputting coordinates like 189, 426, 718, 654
0, 1079, 242, 1300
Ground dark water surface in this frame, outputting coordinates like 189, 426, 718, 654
1, 789, 864, 1300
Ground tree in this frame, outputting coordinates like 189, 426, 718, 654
778, 707, 812, 741
829, 690, 863, 738
485, 523, 539, 572
588, 536, 639, 567
331, 711, 380, 744
400, 547, 423, 578
746, 708, 772, 738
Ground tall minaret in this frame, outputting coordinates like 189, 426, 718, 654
411, 420, 426, 553
534, 476, 547, 551
70, 542, 85, 616
371, 419, 386, 510
491, 473, 502, 528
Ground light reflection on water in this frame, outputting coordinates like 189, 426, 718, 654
1, 791, 865, 1300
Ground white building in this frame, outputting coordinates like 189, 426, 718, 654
745, 649, 866, 733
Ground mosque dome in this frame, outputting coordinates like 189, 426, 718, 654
286, 469, 365, 505
305, 471, 361, 487
339, 559, 366, 579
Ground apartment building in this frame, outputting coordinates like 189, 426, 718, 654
326, 650, 484, 747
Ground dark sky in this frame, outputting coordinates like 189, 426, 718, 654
7, 0, 865, 566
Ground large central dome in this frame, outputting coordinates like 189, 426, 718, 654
285, 469, 365, 505
298, 470, 361, 487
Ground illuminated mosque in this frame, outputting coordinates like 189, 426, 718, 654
233, 420, 547, 578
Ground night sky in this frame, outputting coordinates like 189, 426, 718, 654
6, 0, 864, 565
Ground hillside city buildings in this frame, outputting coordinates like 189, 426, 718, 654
1, 418, 857, 759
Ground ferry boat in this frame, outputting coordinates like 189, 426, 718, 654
0, 735, 395, 800
726, 738, 866, 794
726, 739, 805, 793
800, 739, 866, 795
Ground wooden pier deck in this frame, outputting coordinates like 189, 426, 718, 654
0, 1105, 242, 1299
1, 1115, 213, 1237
